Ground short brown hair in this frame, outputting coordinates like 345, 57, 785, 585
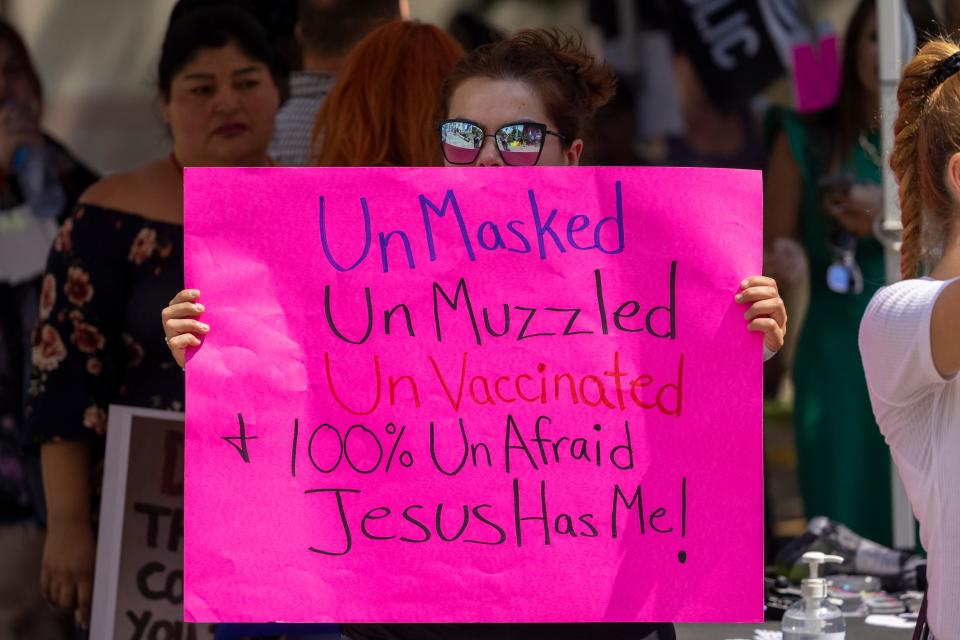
440, 28, 616, 147
297, 0, 400, 57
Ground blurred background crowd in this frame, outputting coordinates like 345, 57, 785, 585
0, 0, 957, 638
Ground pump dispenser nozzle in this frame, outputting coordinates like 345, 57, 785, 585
800, 552, 844, 599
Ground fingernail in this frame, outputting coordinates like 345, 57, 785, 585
199, 323, 210, 331
191, 289, 200, 297
735, 294, 743, 302
741, 279, 749, 287
196, 303, 205, 312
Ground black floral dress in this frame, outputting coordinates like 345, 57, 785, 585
24, 204, 184, 501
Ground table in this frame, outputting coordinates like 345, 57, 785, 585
676, 618, 913, 639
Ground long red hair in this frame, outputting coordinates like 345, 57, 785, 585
311, 20, 463, 167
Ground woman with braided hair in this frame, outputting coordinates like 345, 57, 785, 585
859, 39, 960, 640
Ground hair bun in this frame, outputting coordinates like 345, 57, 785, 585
442, 26, 619, 144
516, 28, 617, 111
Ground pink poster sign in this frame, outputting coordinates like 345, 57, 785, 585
183, 167, 763, 624
792, 34, 841, 112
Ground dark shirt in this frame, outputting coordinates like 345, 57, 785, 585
23, 204, 184, 511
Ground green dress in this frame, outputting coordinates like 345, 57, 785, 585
779, 110, 892, 545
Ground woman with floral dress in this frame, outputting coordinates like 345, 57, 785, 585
22, 6, 281, 631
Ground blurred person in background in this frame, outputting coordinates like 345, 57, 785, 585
269, 0, 402, 166
860, 36, 960, 640
0, 17, 95, 640
764, 0, 892, 544
310, 19, 463, 167
22, 5, 281, 631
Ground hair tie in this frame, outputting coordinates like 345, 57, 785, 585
927, 51, 960, 91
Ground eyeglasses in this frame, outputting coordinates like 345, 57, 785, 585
439, 119, 567, 167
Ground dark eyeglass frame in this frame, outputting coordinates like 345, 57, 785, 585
439, 118, 568, 166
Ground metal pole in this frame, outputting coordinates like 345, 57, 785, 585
877, 0, 915, 550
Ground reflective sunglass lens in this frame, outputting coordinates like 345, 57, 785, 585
496, 123, 544, 166
441, 122, 482, 164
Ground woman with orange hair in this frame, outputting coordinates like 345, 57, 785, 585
860, 38, 960, 639
311, 20, 463, 167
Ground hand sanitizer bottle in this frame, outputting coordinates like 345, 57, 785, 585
782, 551, 846, 639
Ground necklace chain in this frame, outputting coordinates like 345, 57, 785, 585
858, 132, 883, 169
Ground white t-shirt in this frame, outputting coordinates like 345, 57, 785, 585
859, 277, 960, 639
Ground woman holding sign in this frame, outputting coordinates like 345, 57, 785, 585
164, 27, 785, 640
26, 5, 281, 631
860, 38, 960, 640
